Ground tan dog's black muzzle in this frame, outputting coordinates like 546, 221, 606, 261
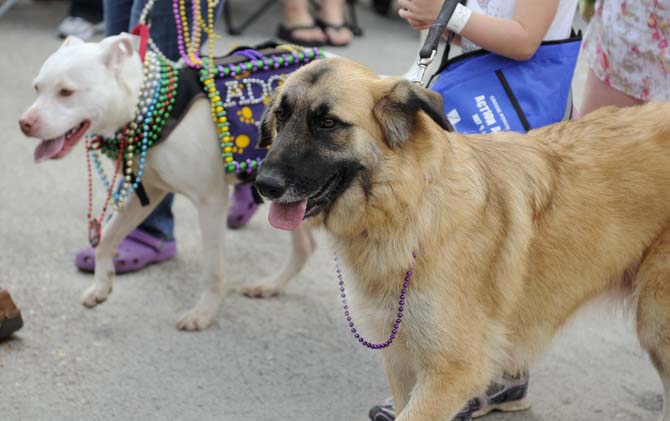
255, 167, 288, 200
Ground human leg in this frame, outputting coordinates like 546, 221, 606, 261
577, 69, 644, 118
58, 0, 104, 40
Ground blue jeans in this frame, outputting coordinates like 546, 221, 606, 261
103, 0, 223, 241
69, 0, 103, 23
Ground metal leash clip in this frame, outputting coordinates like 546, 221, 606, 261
411, 0, 462, 86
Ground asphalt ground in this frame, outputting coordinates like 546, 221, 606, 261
0, 1, 662, 420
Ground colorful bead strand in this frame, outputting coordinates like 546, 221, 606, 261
190, 0, 203, 65
85, 130, 126, 247
91, 52, 178, 210
173, 0, 194, 66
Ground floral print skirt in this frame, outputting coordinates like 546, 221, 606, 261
582, 0, 670, 101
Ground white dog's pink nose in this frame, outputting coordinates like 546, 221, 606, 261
18, 115, 37, 136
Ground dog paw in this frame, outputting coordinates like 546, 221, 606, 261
240, 284, 281, 299
80, 284, 111, 308
176, 308, 215, 331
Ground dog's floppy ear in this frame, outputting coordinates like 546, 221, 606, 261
257, 91, 279, 148
372, 78, 452, 149
100, 34, 135, 72
59, 35, 84, 50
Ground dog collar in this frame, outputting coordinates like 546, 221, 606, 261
130, 24, 150, 61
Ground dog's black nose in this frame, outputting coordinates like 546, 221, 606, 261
255, 169, 288, 200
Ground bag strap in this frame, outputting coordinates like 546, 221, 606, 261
427, 31, 457, 87
430, 30, 582, 87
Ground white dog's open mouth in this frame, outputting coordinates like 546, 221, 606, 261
34, 120, 90, 163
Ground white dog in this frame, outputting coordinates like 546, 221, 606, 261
19, 34, 315, 330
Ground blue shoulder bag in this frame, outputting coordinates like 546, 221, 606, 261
415, 0, 581, 134
429, 37, 581, 134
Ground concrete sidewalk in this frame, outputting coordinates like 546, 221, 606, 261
0, 1, 661, 420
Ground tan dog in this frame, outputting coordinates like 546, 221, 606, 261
253, 57, 670, 420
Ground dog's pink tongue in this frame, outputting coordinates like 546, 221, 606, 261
268, 200, 307, 231
34, 137, 65, 163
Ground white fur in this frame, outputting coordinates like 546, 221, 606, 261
20, 34, 315, 330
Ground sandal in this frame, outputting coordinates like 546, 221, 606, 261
316, 18, 352, 47
227, 182, 260, 229
277, 23, 326, 47
0, 290, 23, 341
74, 229, 177, 274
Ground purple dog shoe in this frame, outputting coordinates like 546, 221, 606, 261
75, 229, 177, 274
227, 182, 260, 229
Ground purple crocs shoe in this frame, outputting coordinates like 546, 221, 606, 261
75, 229, 176, 274
227, 182, 260, 229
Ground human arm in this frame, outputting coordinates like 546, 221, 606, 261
398, 0, 560, 61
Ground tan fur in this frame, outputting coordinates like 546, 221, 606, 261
264, 58, 670, 420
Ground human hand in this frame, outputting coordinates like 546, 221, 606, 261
406, 17, 432, 30
397, 0, 444, 26
406, 18, 456, 40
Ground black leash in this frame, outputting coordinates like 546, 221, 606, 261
413, 0, 462, 85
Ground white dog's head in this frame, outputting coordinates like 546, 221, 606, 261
19, 34, 143, 163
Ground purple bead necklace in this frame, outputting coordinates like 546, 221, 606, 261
334, 251, 416, 350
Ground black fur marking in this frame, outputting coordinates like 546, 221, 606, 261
360, 169, 373, 203
375, 80, 453, 148
308, 102, 333, 133
296, 101, 352, 150
258, 116, 274, 148
407, 90, 452, 132
276, 95, 293, 127
320, 160, 365, 224
312, 102, 332, 118
305, 65, 332, 86
278, 95, 292, 113
257, 91, 279, 148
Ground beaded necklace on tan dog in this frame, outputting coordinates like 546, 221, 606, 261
334, 252, 416, 350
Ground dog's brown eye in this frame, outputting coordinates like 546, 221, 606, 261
59, 88, 74, 97
320, 118, 336, 129
275, 110, 286, 122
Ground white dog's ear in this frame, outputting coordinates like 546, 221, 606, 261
59, 35, 84, 50
122, 32, 142, 52
101, 35, 135, 71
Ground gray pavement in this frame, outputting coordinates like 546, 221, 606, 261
0, 1, 662, 420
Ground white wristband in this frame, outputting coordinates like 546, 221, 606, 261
446, 3, 472, 34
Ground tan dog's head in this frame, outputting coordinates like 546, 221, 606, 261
254, 58, 451, 231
